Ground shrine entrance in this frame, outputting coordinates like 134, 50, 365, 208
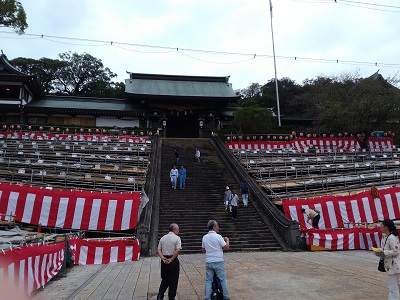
165, 113, 197, 138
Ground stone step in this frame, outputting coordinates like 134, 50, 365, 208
158, 138, 282, 253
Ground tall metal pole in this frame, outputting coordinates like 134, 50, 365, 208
269, 0, 281, 126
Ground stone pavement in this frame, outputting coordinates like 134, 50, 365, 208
32, 251, 387, 300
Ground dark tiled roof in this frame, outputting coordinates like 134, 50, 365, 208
26, 96, 142, 111
125, 73, 238, 98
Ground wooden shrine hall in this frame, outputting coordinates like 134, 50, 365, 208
0, 53, 239, 138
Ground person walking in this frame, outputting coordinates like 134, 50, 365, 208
224, 186, 232, 211
174, 149, 180, 166
179, 165, 186, 189
202, 220, 230, 300
170, 165, 179, 189
301, 208, 320, 229
230, 191, 239, 221
239, 182, 249, 207
195, 148, 201, 162
157, 223, 182, 300
375, 219, 400, 300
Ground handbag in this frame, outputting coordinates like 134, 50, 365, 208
378, 234, 391, 272
378, 258, 385, 272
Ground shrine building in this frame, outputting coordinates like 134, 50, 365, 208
0, 53, 239, 138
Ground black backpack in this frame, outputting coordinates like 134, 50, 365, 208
211, 274, 223, 300
241, 184, 248, 193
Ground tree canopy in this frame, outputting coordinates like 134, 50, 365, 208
11, 52, 125, 98
232, 107, 274, 133
0, 0, 27, 34
238, 72, 400, 137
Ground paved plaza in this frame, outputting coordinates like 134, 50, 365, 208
32, 250, 387, 300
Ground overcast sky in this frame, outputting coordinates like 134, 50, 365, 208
1, 0, 400, 90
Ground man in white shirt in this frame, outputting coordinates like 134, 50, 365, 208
201, 220, 230, 300
301, 208, 320, 229
157, 223, 182, 300
170, 165, 179, 189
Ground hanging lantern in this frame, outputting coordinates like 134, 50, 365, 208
50, 127, 54, 131
39, 126, 43, 130
16, 125, 21, 130
267, 135, 270, 140
102, 129, 106, 133
122, 130, 127, 135
2, 124, 7, 129
313, 133, 317, 138
27, 125, 32, 130
227, 136, 231, 141
273, 136, 277, 140
259, 135, 263, 140
338, 133, 342, 137
344, 132, 348, 136
322, 134, 326, 138
299, 132, 304, 137
56, 128, 60, 132
239, 136, 243, 140
289, 135, 293, 139
292, 131, 296, 136
253, 136, 257, 140
376, 134, 379, 137
131, 131, 135, 135
330, 134, 334, 138
307, 134, 311, 138
95, 128, 99, 133
388, 131, 392, 135
65, 128, 69, 133
233, 136, 237, 140
384, 132, 387, 136
10, 125, 14, 129
279, 136, 283, 140
246, 136, 250, 140
80, 128, 84, 133
285, 136, 289, 140
140, 131, 144, 136
149, 131, 153, 136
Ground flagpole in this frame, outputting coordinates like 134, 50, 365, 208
269, 0, 281, 126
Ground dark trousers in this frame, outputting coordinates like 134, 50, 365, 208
231, 205, 237, 220
312, 214, 320, 229
158, 257, 180, 300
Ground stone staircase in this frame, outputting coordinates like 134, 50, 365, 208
158, 138, 282, 254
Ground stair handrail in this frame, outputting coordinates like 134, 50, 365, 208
136, 135, 161, 256
212, 136, 303, 250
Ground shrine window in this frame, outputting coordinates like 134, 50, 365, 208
0, 85, 20, 99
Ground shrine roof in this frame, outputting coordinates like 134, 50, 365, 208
125, 73, 239, 99
26, 96, 142, 111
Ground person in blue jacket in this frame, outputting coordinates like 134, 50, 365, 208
179, 165, 187, 189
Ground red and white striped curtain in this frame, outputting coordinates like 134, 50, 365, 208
226, 138, 361, 152
69, 238, 140, 265
368, 138, 394, 152
0, 242, 65, 294
293, 138, 360, 152
0, 183, 141, 230
0, 131, 149, 142
303, 227, 382, 250
282, 186, 400, 230
227, 141, 292, 151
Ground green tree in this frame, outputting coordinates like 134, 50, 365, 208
232, 106, 274, 133
11, 57, 66, 93
54, 52, 118, 96
11, 52, 125, 98
0, 0, 27, 34
298, 73, 400, 147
